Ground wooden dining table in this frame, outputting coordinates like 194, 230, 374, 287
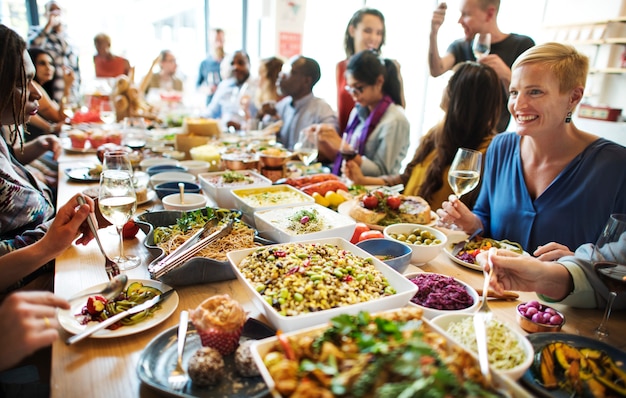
50, 154, 626, 398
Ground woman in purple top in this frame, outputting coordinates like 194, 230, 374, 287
438, 42, 626, 260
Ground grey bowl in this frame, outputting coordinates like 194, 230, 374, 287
356, 238, 413, 274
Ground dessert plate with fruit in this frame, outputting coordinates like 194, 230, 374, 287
57, 279, 178, 338
137, 318, 274, 397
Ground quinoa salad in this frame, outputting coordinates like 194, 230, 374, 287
237, 243, 396, 316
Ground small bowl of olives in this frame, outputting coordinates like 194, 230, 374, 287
516, 300, 565, 333
383, 223, 447, 265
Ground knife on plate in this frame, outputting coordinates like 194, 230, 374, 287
66, 289, 175, 345
451, 228, 483, 257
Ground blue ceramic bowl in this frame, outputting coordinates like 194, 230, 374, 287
356, 238, 413, 274
153, 181, 201, 200
146, 164, 188, 176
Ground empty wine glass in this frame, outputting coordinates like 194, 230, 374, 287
98, 170, 139, 270
293, 129, 318, 166
592, 213, 626, 340
122, 116, 147, 149
448, 148, 482, 199
103, 151, 133, 173
472, 32, 491, 59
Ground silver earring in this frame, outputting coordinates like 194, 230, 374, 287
565, 111, 572, 123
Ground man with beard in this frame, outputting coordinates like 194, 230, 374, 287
205, 50, 257, 131
428, 0, 534, 132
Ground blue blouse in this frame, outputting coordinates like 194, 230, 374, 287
473, 133, 626, 252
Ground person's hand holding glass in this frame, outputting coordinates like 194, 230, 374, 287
592, 213, 626, 340
293, 129, 318, 166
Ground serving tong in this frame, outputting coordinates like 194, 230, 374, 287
149, 218, 234, 279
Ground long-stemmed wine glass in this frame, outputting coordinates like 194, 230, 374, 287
592, 213, 626, 340
472, 32, 491, 59
448, 148, 482, 199
339, 132, 358, 161
103, 151, 133, 173
98, 169, 139, 270
293, 129, 318, 166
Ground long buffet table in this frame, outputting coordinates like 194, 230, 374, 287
50, 155, 626, 398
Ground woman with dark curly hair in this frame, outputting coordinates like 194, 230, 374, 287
345, 61, 501, 209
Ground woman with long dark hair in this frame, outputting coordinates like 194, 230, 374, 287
345, 61, 501, 209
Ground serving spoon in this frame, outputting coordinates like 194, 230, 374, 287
68, 274, 128, 303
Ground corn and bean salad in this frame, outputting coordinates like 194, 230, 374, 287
237, 243, 396, 316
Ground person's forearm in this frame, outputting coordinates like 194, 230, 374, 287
0, 239, 58, 291
13, 139, 48, 164
428, 34, 445, 77
535, 263, 573, 301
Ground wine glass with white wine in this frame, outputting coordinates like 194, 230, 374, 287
98, 170, 139, 270
293, 129, 318, 166
448, 148, 482, 199
592, 213, 626, 340
472, 32, 491, 59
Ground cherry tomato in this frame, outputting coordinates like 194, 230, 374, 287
358, 230, 384, 242
350, 223, 370, 244
122, 220, 140, 239
386, 196, 402, 210
361, 194, 379, 210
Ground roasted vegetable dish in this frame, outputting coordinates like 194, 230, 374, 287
261, 308, 508, 397
532, 341, 626, 397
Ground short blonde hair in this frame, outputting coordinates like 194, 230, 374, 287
512, 42, 589, 94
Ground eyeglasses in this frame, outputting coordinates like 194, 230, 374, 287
344, 84, 367, 95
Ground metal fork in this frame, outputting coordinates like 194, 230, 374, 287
168, 310, 189, 391
77, 196, 120, 279
474, 247, 496, 385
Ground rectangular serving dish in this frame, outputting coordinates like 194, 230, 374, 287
226, 237, 417, 332
249, 308, 533, 398
198, 170, 272, 210
253, 203, 356, 243
230, 184, 314, 221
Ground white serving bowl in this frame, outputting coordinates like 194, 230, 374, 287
404, 272, 480, 319
161, 192, 207, 211
254, 203, 356, 243
177, 160, 211, 176
231, 184, 314, 221
429, 312, 534, 381
198, 170, 272, 209
226, 237, 418, 332
139, 157, 179, 171
383, 223, 447, 264
149, 171, 195, 188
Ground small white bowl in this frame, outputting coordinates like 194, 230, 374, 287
429, 312, 534, 380
149, 171, 195, 188
198, 170, 272, 209
178, 160, 211, 176
161, 193, 208, 211
383, 223, 447, 265
139, 157, 179, 171
404, 272, 479, 319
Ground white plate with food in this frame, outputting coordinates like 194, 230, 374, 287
58, 279, 178, 338
444, 236, 525, 271
337, 199, 439, 230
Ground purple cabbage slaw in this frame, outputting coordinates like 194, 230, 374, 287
409, 273, 474, 310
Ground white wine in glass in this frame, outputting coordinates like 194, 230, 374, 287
448, 148, 482, 199
293, 130, 318, 166
99, 170, 139, 270
592, 213, 626, 340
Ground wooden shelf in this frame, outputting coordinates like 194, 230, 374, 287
590, 67, 626, 74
